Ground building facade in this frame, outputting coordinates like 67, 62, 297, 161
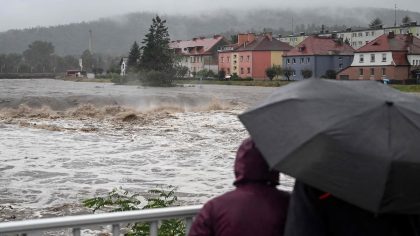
218, 33, 292, 79
169, 35, 228, 77
283, 35, 354, 80
337, 33, 420, 81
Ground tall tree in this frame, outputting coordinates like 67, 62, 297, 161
23, 41, 55, 72
128, 41, 140, 68
140, 15, 174, 72
81, 49, 93, 72
402, 15, 412, 24
369, 18, 383, 28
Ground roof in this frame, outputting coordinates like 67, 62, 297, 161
285, 36, 355, 56
235, 35, 293, 52
169, 35, 226, 56
357, 34, 420, 54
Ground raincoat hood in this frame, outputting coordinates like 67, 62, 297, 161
233, 138, 279, 186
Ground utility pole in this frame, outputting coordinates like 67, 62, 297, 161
394, 4, 397, 27
89, 29, 93, 54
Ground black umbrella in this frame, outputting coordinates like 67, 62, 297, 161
239, 79, 420, 214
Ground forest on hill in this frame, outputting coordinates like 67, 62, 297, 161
0, 7, 419, 56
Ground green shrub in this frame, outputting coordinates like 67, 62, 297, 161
83, 186, 185, 236
139, 70, 175, 87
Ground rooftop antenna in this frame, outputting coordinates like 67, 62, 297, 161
89, 29, 93, 54
394, 4, 397, 27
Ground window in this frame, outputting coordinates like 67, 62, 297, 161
382, 54, 386, 62
371, 31, 375, 36
365, 32, 369, 36
240, 56, 243, 62
292, 58, 296, 64
306, 58, 310, 63
339, 63, 343, 69
370, 68, 375, 76
413, 60, 416, 65
247, 56, 250, 62
287, 59, 290, 64
359, 68, 364, 76
358, 32, 363, 37
247, 67, 251, 74
292, 71, 296, 76
338, 57, 342, 61
233, 66, 237, 70
359, 54, 364, 63
370, 54, 375, 63
186, 57, 188, 62
221, 57, 224, 63
233, 55, 237, 59
352, 33, 357, 37
227, 68, 230, 74
352, 42, 357, 47
358, 41, 363, 46
240, 67, 244, 74
300, 58, 304, 64
227, 57, 230, 62
382, 68, 386, 76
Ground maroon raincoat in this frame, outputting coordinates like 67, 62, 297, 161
188, 138, 290, 236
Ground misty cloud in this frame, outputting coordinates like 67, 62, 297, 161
0, 0, 418, 32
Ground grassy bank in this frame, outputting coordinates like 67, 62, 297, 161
175, 79, 290, 87
391, 84, 420, 93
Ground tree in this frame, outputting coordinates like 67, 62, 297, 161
369, 18, 383, 29
265, 67, 277, 80
81, 49, 93, 72
324, 69, 337, 79
402, 15, 412, 24
128, 41, 140, 69
139, 15, 174, 73
218, 70, 226, 80
273, 65, 283, 79
283, 67, 295, 81
301, 68, 313, 79
23, 41, 55, 72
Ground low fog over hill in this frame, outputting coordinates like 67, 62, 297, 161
0, 7, 419, 56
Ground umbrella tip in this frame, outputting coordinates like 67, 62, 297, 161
385, 101, 394, 106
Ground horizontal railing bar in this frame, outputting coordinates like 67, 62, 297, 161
0, 205, 202, 234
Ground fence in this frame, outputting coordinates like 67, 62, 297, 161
0, 205, 202, 236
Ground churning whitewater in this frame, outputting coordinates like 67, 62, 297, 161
0, 79, 293, 220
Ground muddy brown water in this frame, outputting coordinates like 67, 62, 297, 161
0, 79, 294, 223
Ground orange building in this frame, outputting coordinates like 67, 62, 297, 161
218, 33, 292, 79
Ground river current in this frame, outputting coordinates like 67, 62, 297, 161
0, 79, 293, 222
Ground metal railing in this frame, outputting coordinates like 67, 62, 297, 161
0, 205, 202, 236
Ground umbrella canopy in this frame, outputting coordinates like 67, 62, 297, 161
239, 79, 420, 214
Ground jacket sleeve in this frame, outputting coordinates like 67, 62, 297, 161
188, 202, 214, 236
284, 181, 327, 236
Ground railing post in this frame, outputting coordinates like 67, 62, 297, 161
185, 217, 193, 236
112, 224, 120, 236
149, 221, 158, 236
72, 228, 81, 236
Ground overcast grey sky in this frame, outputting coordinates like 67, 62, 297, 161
0, 0, 419, 32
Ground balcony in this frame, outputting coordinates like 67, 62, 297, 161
0, 205, 202, 236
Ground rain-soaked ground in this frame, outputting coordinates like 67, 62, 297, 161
0, 79, 294, 227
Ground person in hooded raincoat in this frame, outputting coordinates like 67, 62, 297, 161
285, 181, 420, 236
188, 138, 290, 236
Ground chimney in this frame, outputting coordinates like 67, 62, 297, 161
192, 37, 198, 41
388, 32, 395, 38
213, 34, 221, 39
238, 33, 256, 45
266, 32, 273, 41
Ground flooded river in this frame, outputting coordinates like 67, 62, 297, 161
0, 79, 293, 222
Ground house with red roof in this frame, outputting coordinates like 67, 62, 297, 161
218, 33, 293, 79
169, 35, 228, 77
283, 35, 355, 80
337, 32, 420, 81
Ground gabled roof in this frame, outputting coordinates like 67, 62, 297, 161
357, 33, 420, 54
169, 35, 226, 55
235, 35, 293, 52
285, 35, 355, 56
